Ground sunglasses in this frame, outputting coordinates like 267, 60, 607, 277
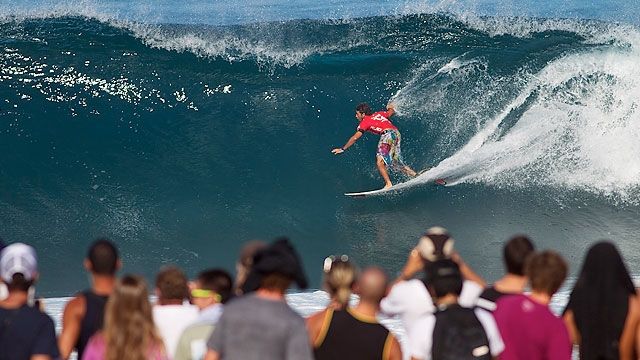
323, 255, 350, 273
191, 288, 222, 302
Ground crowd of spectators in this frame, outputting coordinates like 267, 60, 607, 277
1, 227, 639, 360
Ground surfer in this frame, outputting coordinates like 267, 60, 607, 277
332, 103, 417, 189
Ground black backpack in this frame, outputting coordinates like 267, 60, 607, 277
432, 304, 491, 360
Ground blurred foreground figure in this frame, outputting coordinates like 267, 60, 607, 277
311, 266, 402, 360
494, 251, 571, 360
59, 238, 121, 360
563, 242, 640, 360
0, 243, 59, 360
205, 237, 313, 360
82, 274, 168, 360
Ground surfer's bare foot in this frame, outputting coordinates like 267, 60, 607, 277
383, 183, 393, 189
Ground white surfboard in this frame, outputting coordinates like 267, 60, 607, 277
344, 187, 395, 197
345, 178, 447, 197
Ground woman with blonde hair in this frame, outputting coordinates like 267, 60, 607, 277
82, 274, 167, 360
305, 255, 357, 345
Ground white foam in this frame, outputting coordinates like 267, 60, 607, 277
403, 41, 640, 202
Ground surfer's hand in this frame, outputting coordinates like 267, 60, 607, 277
332, 148, 344, 155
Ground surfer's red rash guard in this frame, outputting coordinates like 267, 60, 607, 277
356, 111, 398, 135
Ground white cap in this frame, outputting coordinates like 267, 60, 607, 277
0, 243, 38, 283
416, 226, 455, 261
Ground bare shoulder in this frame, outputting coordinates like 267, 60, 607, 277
64, 294, 87, 317
306, 308, 329, 326
628, 292, 640, 318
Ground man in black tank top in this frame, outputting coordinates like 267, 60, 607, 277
59, 239, 120, 359
313, 267, 402, 360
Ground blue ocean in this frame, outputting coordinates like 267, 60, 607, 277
1, 0, 639, 309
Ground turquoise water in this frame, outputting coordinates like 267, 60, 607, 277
1, 1, 639, 296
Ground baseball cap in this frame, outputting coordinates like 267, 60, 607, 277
416, 226, 455, 261
0, 243, 38, 283
427, 259, 462, 281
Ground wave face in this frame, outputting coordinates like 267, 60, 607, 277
2, 11, 640, 295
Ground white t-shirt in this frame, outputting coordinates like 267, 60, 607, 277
153, 304, 199, 358
409, 307, 504, 360
380, 279, 484, 331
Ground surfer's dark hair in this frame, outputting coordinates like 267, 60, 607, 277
356, 103, 373, 115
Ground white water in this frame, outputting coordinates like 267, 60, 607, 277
395, 19, 640, 203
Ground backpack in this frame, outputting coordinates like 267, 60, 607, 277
432, 304, 491, 360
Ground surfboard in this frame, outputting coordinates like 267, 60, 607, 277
345, 178, 447, 197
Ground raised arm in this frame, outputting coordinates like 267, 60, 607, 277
332, 131, 363, 154
386, 103, 396, 117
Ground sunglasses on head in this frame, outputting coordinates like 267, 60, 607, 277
323, 255, 350, 273
191, 288, 222, 302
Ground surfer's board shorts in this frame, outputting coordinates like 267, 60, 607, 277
377, 129, 407, 171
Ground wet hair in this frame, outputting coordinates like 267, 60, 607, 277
87, 238, 119, 275
526, 250, 567, 296
6, 273, 34, 292
356, 103, 373, 115
155, 266, 189, 301
504, 235, 535, 276
197, 269, 233, 304
323, 260, 357, 308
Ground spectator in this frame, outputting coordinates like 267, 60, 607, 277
153, 266, 199, 358
306, 255, 358, 345
381, 227, 485, 332
476, 235, 535, 311
59, 238, 121, 359
175, 269, 233, 360
409, 259, 503, 360
312, 267, 402, 360
494, 250, 571, 360
82, 274, 167, 360
0, 243, 60, 360
563, 242, 639, 360
233, 240, 266, 296
205, 237, 313, 360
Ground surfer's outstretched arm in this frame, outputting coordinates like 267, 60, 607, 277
386, 103, 396, 117
332, 131, 362, 154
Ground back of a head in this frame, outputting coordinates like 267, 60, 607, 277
503, 235, 535, 276
355, 103, 373, 115
576, 241, 634, 291
426, 259, 463, 300
87, 238, 119, 276
323, 256, 357, 307
526, 250, 567, 296
356, 267, 388, 304
235, 240, 267, 294
0, 243, 38, 293
566, 241, 635, 358
198, 269, 233, 304
242, 237, 308, 294
104, 275, 159, 360
155, 266, 189, 302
